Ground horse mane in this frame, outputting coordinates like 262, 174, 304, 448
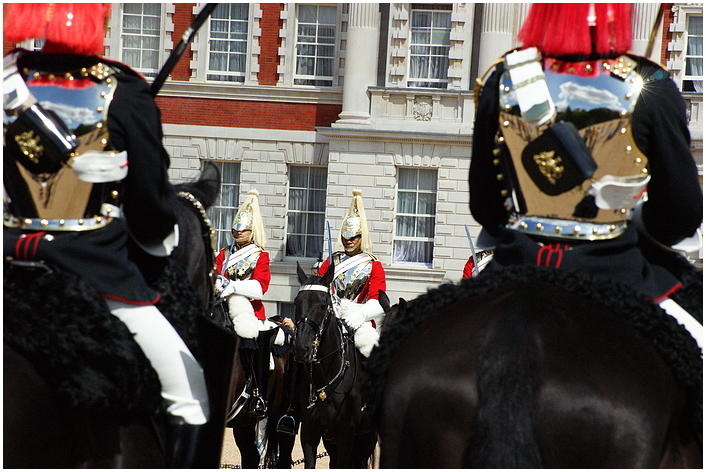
366, 264, 703, 431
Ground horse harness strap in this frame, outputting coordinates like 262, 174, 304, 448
296, 284, 354, 408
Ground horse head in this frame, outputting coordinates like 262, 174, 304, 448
293, 261, 334, 363
171, 162, 221, 309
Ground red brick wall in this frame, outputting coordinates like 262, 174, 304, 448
661, 3, 674, 66
156, 96, 341, 131
258, 3, 284, 86
170, 3, 196, 82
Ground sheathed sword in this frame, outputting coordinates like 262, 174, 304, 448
326, 221, 333, 265
464, 224, 479, 278
151, 3, 218, 96
645, 4, 667, 58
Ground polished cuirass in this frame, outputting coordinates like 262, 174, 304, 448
223, 244, 262, 281
4, 53, 124, 230
332, 252, 374, 301
496, 53, 658, 240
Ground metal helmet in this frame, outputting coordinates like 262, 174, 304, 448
231, 189, 266, 247
338, 188, 371, 252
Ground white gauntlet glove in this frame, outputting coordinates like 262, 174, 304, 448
338, 298, 384, 331
221, 279, 264, 300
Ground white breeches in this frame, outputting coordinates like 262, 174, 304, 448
659, 298, 703, 353
105, 299, 210, 425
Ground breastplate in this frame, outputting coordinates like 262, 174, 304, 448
333, 252, 373, 300
497, 55, 651, 240
225, 246, 261, 281
4, 59, 123, 229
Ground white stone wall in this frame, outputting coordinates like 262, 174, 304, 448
163, 123, 479, 314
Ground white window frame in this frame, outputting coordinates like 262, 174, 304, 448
284, 3, 344, 89
190, 3, 259, 86
393, 167, 437, 267
682, 13, 703, 93
407, 4, 453, 89
205, 3, 251, 84
286, 165, 328, 259
293, 3, 339, 87
116, 3, 171, 78
207, 161, 242, 252
104, 4, 173, 75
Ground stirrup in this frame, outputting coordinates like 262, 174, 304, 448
248, 389, 267, 418
276, 413, 297, 435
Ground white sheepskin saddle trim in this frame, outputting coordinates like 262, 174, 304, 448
354, 321, 379, 358
227, 294, 259, 339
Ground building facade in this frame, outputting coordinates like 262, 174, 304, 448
4, 3, 703, 318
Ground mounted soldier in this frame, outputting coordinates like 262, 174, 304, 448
470, 3, 702, 348
215, 189, 293, 418
3, 3, 213, 466
317, 188, 387, 357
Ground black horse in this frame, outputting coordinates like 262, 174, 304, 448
4, 162, 237, 468
211, 288, 297, 468
293, 262, 378, 468
368, 265, 703, 468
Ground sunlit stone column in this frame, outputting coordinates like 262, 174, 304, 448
336, 3, 379, 125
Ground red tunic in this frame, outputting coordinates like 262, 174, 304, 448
462, 256, 475, 279
215, 245, 270, 320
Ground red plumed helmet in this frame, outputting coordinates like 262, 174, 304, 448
4, 3, 112, 56
518, 3, 633, 57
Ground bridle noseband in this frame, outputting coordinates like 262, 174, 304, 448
296, 284, 333, 358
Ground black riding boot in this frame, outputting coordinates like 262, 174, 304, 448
165, 420, 205, 468
276, 361, 299, 435
248, 329, 276, 418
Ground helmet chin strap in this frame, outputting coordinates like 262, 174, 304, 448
344, 239, 362, 256
235, 235, 253, 247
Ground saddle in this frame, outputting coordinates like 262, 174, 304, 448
3, 257, 203, 415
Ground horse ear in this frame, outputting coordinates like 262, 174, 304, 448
399, 298, 407, 312
378, 290, 390, 311
297, 261, 308, 285
197, 161, 221, 208
321, 259, 335, 287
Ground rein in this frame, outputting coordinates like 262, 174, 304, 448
296, 284, 355, 408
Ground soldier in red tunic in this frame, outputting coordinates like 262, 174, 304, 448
317, 189, 387, 357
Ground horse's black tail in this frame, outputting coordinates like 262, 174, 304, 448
464, 308, 543, 468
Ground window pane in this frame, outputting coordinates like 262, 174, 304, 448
207, 4, 249, 81
397, 192, 417, 213
687, 15, 703, 35
206, 162, 241, 250
295, 4, 337, 86
299, 4, 317, 23
287, 166, 328, 257
394, 167, 437, 265
121, 4, 161, 73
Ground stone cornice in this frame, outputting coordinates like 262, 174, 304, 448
156, 81, 343, 104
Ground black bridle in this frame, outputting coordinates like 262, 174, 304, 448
295, 283, 355, 408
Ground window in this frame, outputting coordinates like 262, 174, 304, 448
682, 15, 703, 92
287, 166, 328, 258
207, 3, 249, 83
207, 162, 241, 252
121, 3, 162, 77
294, 4, 337, 86
394, 168, 437, 265
408, 4, 452, 89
